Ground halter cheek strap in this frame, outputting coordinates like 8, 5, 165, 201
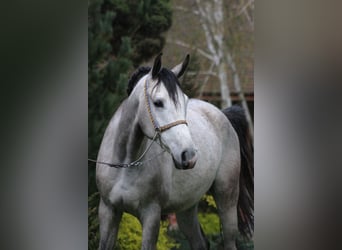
87, 78, 188, 168
144, 78, 188, 133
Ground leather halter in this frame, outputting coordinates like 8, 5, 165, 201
87, 78, 188, 168
144, 78, 187, 133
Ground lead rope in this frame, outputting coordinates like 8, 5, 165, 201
88, 131, 164, 168
88, 78, 188, 168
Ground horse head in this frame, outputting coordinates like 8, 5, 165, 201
137, 53, 197, 170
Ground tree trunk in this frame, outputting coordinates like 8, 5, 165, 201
195, 0, 232, 108
226, 52, 254, 137
218, 60, 231, 108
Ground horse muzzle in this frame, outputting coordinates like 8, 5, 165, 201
173, 148, 197, 170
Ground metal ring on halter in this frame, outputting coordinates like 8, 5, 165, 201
144, 78, 188, 133
88, 78, 189, 168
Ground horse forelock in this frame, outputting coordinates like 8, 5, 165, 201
127, 67, 181, 105
153, 68, 180, 105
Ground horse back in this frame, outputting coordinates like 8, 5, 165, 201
187, 99, 238, 143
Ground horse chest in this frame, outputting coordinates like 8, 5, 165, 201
162, 167, 216, 211
108, 171, 165, 210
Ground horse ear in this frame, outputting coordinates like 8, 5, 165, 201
171, 54, 190, 78
151, 53, 163, 79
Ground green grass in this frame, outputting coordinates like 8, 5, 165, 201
89, 193, 253, 249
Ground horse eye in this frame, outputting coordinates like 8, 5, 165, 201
153, 100, 164, 108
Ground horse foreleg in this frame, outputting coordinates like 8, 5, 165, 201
176, 205, 209, 250
98, 198, 122, 250
139, 203, 161, 250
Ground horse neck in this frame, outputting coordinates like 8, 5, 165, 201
114, 98, 145, 163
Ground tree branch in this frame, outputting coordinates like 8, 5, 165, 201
173, 6, 199, 15
199, 62, 216, 98
237, 0, 254, 16
186, 71, 218, 77
166, 38, 214, 61
194, 0, 218, 61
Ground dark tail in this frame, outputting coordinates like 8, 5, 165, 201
222, 105, 254, 239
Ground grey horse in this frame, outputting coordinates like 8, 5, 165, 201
96, 54, 253, 250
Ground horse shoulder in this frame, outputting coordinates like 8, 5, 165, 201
96, 104, 126, 195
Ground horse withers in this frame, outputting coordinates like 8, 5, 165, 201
96, 53, 253, 250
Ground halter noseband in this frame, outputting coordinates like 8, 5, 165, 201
87, 78, 188, 168
144, 78, 188, 133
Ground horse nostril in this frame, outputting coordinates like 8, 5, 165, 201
181, 151, 187, 162
181, 149, 197, 169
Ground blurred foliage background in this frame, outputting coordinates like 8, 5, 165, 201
88, 0, 253, 249
88, 0, 172, 195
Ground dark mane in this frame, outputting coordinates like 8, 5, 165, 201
127, 66, 151, 95
127, 67, 181, 104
